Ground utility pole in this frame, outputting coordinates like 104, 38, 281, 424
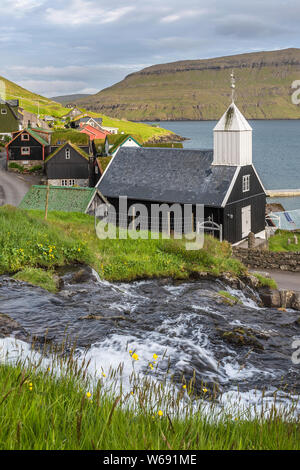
45, 184, 50, 220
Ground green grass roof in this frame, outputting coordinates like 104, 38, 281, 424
26, 129, 49, 146
51, 129, 89, 146
19, 186, 97, 213
45, 142, 90, 162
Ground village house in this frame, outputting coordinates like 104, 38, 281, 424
0, 98, 21, 139
107, 134, 142, 157
62, 107, 82, 120
6, 128, 51, 169
70, 115, 103, 129
100, 125, 119, 135
97, 102, 266, 244
79, 124, 111, 142
45, 141, 95, 187
19, 185, 106, 215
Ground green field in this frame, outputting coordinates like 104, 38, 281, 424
77, 48, 300, 121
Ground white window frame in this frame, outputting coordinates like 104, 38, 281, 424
65, 148, 71, 159
21, 134, 29, 141
61, 179, 75, 186
1, 109, 7, 115
242, 175, 250, 193
21, 147, 30, 156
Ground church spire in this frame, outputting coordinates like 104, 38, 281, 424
231, 70, 236, 103
213, 71, 252, 166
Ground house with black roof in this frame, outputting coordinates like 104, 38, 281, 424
97, 101, 266, 244
45, 142, 95, 187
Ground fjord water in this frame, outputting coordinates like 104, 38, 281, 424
146, 120, 300, 211
1, 270, 300, 412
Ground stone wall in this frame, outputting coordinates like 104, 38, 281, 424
233, 247, 300, 272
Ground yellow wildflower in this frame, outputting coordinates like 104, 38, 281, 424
153, 354, 158, 360
183, 385, 187, 389
202, 388, 208, 394
86, 392, 92, 398
132, 353, 139, 361
158, 410, 163, 417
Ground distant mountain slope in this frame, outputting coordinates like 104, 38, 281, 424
76, 48, 300, 120
51, 94, 91, 105
0, 76, 69, 117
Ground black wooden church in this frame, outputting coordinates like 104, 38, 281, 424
97, 102, 266, 244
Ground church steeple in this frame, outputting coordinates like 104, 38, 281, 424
213, 71, 252, 166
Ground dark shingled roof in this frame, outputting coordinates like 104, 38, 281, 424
98, 147, 238, 207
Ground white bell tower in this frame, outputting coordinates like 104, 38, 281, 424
213, 71, 252, 166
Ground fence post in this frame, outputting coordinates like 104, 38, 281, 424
44, 184, 50, 221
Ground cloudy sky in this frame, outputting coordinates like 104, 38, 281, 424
1, 0, 300, 97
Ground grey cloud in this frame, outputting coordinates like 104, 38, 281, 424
1, 0, 300, 96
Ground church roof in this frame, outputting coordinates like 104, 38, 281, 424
97, 147, 238, 207
214, 103, 252, 132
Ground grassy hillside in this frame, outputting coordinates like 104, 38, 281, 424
77, 48, 300, 121
0, 76, 172, 141
0, 76, 70, 118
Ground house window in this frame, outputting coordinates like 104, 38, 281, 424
1, 109, 7, 115
61, 179, 75, 186
242, 175, 250, 192
65, 148, 70, 159
21, 134, 29, 141
21, 147, 30, 156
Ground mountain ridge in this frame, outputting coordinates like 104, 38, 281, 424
77, 48, 300, 121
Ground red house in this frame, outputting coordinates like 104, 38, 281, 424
79, 124, 111, 141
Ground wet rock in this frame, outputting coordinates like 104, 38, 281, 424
0, 313, 27, 339
291, 293, 300, 311
189, 271, 210, 280
79, 314, 136, 322
259, 288, 300, 310
69, 266, 97, 284
216, 326, 265, 350
258, 288, 281, 308
32, 334, 55, 345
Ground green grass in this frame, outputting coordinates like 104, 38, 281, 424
51, 129, 90, 146
218, 290, 242, 305
269, 230, 300, 252
0, 354, 299, 450
253, 273, 278, 290
0, 206, 246, 287
13, 267, 58, 293
0, 206, 91, 275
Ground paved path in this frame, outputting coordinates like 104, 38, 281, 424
0, 151, 30, 207
251, 269, 300, 292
